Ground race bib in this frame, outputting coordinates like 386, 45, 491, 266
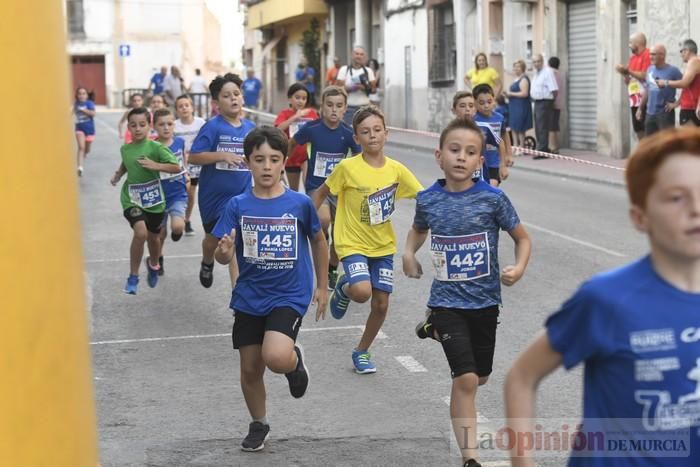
215, 142, 248, 171
430, 232, 490, 281
313, 152, 343, 178
472, 168, 482, 181
367, 183, 398, 225
128, 179, 164, 209
160, 149, 185, 180
241, 216, 298, 261
188, 164, 202, 178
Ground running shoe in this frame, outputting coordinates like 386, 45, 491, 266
329, 272, 350, 319
77, 166, 83, 177
328, 269, 338, 290
185, 221, 195, 236
240, 421, 270, 452
352, 349, 377, 374
285, 344, 309, 398
171, 230, 183, 242
123, 274, 139, 295
464, 459, 482, 467
415, 309, 437, 340
158, 256, 164, 276
145, 259, 160, 288
199, 261, 214, 288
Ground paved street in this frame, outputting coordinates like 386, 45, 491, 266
85, 112, 647, 467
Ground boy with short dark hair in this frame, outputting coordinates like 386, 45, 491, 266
452, 91, 477, 120
403, 117, 531, 467
473, 84, 510, 186
312, 105, 423, 374
505, 126, 700, 466
213, 125, 329, 452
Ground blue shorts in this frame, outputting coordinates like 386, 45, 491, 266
341, 254, 394, 294
161, 198, 187, 226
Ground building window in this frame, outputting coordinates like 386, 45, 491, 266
626, 0, 637, 34
428, 2, 456, 85
66, 0, 86, 39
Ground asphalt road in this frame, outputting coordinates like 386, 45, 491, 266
84, 112, 648, 466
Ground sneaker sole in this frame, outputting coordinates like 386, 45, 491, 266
240, 432, 270, 452
288, 344, 310, 398
354, 367, 377, 375
185, 232, 195, 237
123, 289, 136, 295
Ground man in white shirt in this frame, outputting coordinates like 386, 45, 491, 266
335, 46, 376, 125
163, 66, 184, 107
188, 68, 209, 117
530, 54, 559, 157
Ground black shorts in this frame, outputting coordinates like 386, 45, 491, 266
487, 167, 501, 184
189, 177, 199, 187
630, 106, 646, 133
680, 109, 700, 126
203, 217, 219, 235
429, 306, 500, 378
232, 307, 303, 349
123, 207, 164, 234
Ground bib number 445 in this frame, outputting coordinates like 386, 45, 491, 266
260, 234, 293, 248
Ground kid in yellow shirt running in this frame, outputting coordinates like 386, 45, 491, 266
311, 105, 423, 373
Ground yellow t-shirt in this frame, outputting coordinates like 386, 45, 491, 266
325, 154, 423, 259
466, 67, 500, 90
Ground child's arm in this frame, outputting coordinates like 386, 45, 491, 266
276, 109, 310, 132
498, 140, 509, 181
309, 229, 330, 321
287, 138, 298, 159
310, 183, 331, 210
505, 332, 563, 467
137, 158, 181, 173
501, 223, 531, 286
402, 226, 429, 278
110, 163, 126, 186
214, 228, 236, 265
188, 151, 243, 166
503, 131, 514, 166
79, 107, 97, 117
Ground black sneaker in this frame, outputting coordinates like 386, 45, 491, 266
158, 256, 164, 276
463, 459, 481, 467
185, 221, 195, 236
415, 310, 436, 340
240, 421, 270, 452
171, 230, 183, 242
199, 261, 214, 288
285, 344, 309, 398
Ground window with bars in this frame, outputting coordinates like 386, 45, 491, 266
428, 3, 456, 85
66, 0, 86, 39
626, 0, 638, 34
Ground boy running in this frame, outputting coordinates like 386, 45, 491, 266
311, 105, 423, 374
189, 74, 255, 288
452, 91, 477, 120
212, 126, 329, 452
153, 108, 188, 275
289, 86, 361, 289
174, 94, 206, 236
110, 107, 182, 294
505, 127, 700, 466
473, 84, 510, 186
402, 117, 531, 467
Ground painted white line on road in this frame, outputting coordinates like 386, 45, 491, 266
90, 325, 386, 346
482, 462, 512, 467
441, 396, 490, 424
96, 117, 120, 137
86, 253, 201, 264
395, 355, 428, 373
523, 221, 626, 258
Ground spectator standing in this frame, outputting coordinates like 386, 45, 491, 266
326, 56, 341, 86
548, 56, 565, 154
188, 68, 209, 117
148, 66, 168, 96
335, 46, 376, 125
530, 54, 558, 157
242, 68, 263, 109
658, 39, 700, 126
639, 44, 682, 136
464, 53, 502, 96
295, 56, 317, 106
506, 59, 532, 150
616, 33, 651, 141
368, 58, 382, 106
163, 66, 184, 107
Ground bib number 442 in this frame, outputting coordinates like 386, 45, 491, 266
450, 252, 485, 268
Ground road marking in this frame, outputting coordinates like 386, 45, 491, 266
86, 253, 202, 264
395, 355, 428, 372
442, 396, 490, 423
90, 325, 386, 345
523, 221, 626, 257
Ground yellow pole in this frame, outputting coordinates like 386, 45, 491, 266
0, 0, 98, 466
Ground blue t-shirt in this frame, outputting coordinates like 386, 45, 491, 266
546, 256, 700, 466
190, 115, 256, 224
150, 72, 165, 95
474, 112, 505, 168
645, 65, 682, 116
160, 137, 188, 204
293, 119, 361, 192
413, 180, 520, 309
74, 100, 95, 134
295, 66, 316, 94
242, 78, 262, 107
212, 188, 321, 317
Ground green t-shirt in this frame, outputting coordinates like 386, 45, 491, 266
119, 139, 179, 213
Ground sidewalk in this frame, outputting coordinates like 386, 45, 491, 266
386, 127, 626, 187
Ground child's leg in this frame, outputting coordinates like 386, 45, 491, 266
75, 132, 86, 168
451, 372, 480, 462
286, 169, 301, 192
356, 289, 389, 351
239, 344, 266, 419
261, 330, 297, 374
185, 180, 197, 224
129, 221, 148, 275
202, 233, 218, 263
145, 216, 163, 268
84, 138, 93, 157
169, 200, 186, 240
158, 219, 168, 257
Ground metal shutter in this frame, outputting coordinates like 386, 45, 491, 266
567, 0, 597, 149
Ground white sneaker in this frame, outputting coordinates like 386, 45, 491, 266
77, 166, 83, 177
